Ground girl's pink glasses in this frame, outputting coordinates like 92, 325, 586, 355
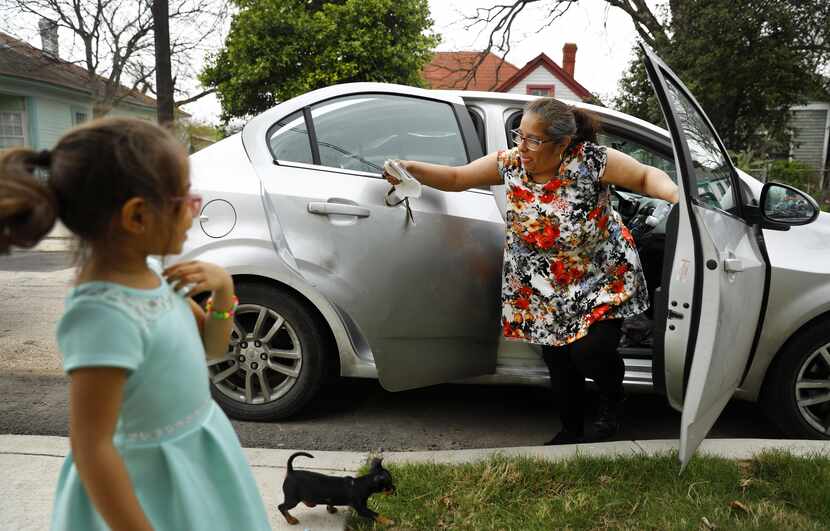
173, 193, 203, 218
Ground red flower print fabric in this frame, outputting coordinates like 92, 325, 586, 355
498, 143, 650, 346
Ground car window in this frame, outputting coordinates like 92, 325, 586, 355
467, 106, 486, 153
267, 110, 314, 164
505, 110, 523, 148
663, 80, 738, 215
309, 94, 468, 173
597, 132, 678, 184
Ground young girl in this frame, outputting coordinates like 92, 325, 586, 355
0, 118, 271, 530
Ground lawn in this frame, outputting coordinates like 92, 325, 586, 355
347, 451, 830, 530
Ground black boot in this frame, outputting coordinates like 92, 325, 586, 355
543, 428, 584, 446
593, 393, 625, 440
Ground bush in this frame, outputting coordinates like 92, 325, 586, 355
766, 159, 818, 191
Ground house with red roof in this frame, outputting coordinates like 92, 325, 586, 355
423, 43, 594, 103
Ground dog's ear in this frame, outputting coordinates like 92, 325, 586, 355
370, 457, 383, 470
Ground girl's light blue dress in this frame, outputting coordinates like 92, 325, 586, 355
50, 271, 271, 530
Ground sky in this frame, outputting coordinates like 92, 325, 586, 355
180, 0, 654, 123
10, 1, 657, 123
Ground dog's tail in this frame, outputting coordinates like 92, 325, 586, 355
287, 451, 314, 472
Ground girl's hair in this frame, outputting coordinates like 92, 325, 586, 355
525, 97, 600, 144
0, 117, 188, 255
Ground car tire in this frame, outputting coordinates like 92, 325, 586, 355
208, 282, 327, 421
761, 321, 830, 439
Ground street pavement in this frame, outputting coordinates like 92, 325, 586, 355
3, 434, 830, 531
0, 243, 823, 530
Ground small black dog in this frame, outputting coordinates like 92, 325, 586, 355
278, 452, 396, 526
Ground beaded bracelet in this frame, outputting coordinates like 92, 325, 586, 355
205, 295, 239, 320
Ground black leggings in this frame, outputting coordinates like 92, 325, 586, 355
541, 319, 624, 433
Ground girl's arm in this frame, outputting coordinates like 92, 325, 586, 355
386, 152, 502, 192
69, 368, 154, 531
164, 261, 235, 360
602, 148, 680, 204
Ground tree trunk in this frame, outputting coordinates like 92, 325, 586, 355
152, 0, 175, 126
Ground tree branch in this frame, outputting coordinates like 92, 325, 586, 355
174, 87, 216, 107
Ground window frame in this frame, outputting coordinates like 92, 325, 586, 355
526, 84, 556, 97
71, 107, 89, 126
265, 109, 316, 166
0, 109, 27, 148
267, 92, 476, 180
659, 76, 745, 219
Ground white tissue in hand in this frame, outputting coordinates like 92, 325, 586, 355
384, 159, 421, 200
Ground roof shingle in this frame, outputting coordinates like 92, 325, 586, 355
0, 32, 156, 109
423, 51, 520, 91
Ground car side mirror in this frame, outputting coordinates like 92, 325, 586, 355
760, 182, 820, 229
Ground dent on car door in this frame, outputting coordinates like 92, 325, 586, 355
642, 45, 768, 467
263, 93, 502, 392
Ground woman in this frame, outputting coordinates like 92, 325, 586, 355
385, 98, 678, 444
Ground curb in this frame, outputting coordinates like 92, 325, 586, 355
3, 434, 828, 464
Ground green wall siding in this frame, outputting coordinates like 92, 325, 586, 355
0, 75, 156, 149
35, 96, 74, 149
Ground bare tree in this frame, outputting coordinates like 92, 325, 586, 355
459, 1, 829, 88
3, 0, 228, 118
454, 0, 580, 89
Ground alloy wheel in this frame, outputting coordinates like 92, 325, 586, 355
208, 303, 303, 405
794, 342, 830, 435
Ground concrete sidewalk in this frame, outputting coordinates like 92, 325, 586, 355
2, 435, 829, 530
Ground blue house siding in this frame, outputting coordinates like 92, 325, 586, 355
0, 74, 155, 150
25, 96, 38, 148
36, 96, 74, 149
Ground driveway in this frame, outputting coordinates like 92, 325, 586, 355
0, 250, 784, 451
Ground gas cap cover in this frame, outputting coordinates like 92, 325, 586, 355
200, 199, 237, 238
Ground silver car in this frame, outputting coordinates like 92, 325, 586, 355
170, 47, 829, 463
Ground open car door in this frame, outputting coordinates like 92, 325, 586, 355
642, 45, 769, 468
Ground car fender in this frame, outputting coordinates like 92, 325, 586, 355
176, 237, 376, 379
737, 215, 830, 400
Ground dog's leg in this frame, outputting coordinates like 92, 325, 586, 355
278, 500, 300, 525
353, 502, 378, 520
326, 505, 338, 513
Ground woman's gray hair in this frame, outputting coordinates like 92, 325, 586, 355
525, 97, 599, 144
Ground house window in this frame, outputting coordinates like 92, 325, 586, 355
73, 111, 88, 125
0, 111, 26, 148
526, 84, 556, 97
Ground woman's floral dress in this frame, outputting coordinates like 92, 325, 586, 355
498, 142, 649, 346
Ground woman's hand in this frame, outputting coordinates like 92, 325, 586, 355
163, 261, 233, 301
383, 160, 406, 185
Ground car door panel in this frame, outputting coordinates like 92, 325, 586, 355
246, 89, 503, 392
643, 45, 768, 467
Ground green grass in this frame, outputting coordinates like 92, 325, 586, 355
346, 451, 830, 530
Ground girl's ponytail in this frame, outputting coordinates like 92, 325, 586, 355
0, 148, 59, 253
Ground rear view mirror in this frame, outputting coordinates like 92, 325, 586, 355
760, 183, 819, 227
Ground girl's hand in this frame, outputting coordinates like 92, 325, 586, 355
163, 261, 233, 299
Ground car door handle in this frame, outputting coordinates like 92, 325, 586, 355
307, 202, 370, 218
723, 258, 744, 272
